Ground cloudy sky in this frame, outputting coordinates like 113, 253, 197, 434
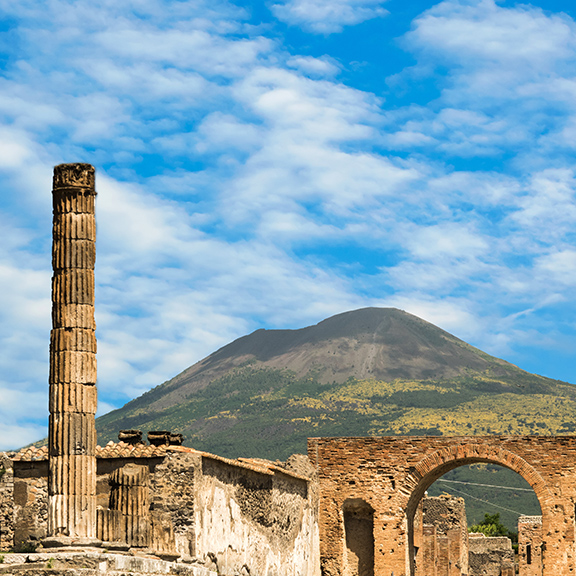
1, 0, 576, 450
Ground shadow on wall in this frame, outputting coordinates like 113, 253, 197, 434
343, 498, 374, 576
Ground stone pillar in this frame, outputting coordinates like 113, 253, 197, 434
47, 163, 98, 542
109, 464, 150, 547
518, 516, 543, 576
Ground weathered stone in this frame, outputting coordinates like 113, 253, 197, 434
168, 433, 184, 446
148, 431, 171, 447
308, 435, 576, 576
47, 163, 98, 541
519, 515, 542, 576
118, 430, 143, 445
468, 534, 514, 576
0, 454, 15, 551
49, 384, 97, 414
0, 550, 218, 575
414, 495, 468, 576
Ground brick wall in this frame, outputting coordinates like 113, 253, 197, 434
519, 515, 543, 576
468, 534, 514, 576
308, 435, 576, 576
414, 496, 467, 576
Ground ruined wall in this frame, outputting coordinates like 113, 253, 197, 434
422, 496, 468, 576
12, 461, 48, 550
413, 496, 467, 576
468, 534, 514, 576
0, 454, 15, 551
8, 445, 319, 575
95, 456, 164, 512
418, 524, 437, 576
193, 452, 319, 576
308, 435, 576, 576
149, 451, 197, 557
518, 516, 542, 576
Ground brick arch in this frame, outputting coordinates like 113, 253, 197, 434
399, 443, 554, 576
400, 442, 553, 520
309, 436, 576, 576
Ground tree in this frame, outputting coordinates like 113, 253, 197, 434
469, 513, 509, 537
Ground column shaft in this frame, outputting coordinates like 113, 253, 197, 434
48, 163, 98, 539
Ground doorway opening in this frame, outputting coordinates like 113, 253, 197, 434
409, 462, 542, 576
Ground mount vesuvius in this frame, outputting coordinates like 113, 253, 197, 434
96, 307, 576, 459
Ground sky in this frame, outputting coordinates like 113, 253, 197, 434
1, 0, 576, 451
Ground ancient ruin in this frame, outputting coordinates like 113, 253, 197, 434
1, 163, 576, 575
468, 534, 514, 576
519, 515, 543, 576
48, 164, 98, 543
414, 495, 469, 576
1, 437, 319, 574
309, 435, 576, 575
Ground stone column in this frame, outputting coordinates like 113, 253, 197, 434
47, 163, 98, 542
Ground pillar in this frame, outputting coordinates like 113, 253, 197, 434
47, 163, 98, 541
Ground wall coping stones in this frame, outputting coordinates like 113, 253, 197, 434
11, 443, 312, 482
0, 551, 217, 575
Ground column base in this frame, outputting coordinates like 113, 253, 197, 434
41, 536, 102, 549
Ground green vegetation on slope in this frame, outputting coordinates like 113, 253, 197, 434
97, 365, 576, 460
427, 463, 540, 533
94, 308, 566, 535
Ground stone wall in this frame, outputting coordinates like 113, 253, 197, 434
193, 452, 319, 576
422, 496, 468, 576
468, 534, 514, 576
0, 453, 15, 551
413, 495, 468, 576
7, 445, 319, 576
518, 516, 542, 576
12, 460, 48, 550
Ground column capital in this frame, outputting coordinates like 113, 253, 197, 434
53, 163, 96, 190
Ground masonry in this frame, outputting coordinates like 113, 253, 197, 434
519, 515, 543, 576
1, 439, 319, 576
413, 495, 469, 576
308, 435, 576, 576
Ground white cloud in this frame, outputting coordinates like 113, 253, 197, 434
535, 250, 576, 287
408, 0, 576, 70
0, 423, 48, 452
271, 0, 389, 33
1, 0, 576, 453
0, 382, 48, 451
394, 0, 576, 161
286, 55, 340, 77
511, 169, 576, 242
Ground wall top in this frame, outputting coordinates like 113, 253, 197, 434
53, 163, 95, 190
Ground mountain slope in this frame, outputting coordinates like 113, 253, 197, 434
96, 307, 576, 459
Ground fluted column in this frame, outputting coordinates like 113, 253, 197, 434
48, 163, 97, 540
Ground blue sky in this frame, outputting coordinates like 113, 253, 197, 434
1, 0, 576, 450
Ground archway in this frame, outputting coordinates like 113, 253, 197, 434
308, 435, 573, 576
400, 445, 550, 576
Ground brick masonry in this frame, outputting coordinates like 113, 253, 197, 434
308, 435, 576, 576
414, 496, 468, 576
519, 515, 543, 576
468, 534, 514, 576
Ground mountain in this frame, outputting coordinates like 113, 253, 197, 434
96, 307, 576, 461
